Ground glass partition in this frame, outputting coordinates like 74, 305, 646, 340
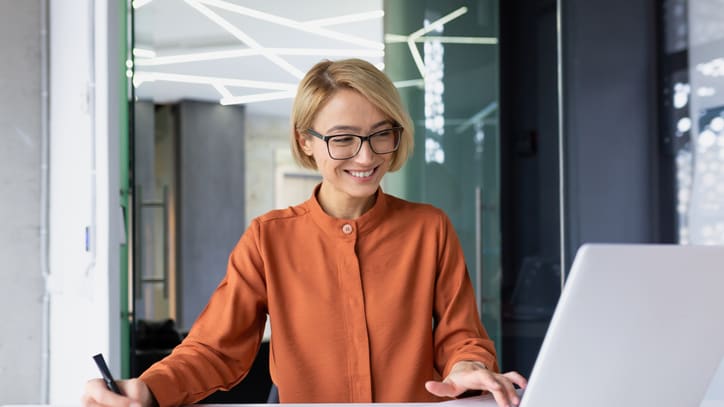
384, 0, 503, 351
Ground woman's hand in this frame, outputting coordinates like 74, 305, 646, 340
81, 378, 155, 407
425, 361, 527, 407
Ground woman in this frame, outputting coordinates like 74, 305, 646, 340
82, 59, 526, 407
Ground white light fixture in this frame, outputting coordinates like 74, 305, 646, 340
303, 10, 384, 27
406, 7, 468, 79
133, 47, 157, 58
132, 0, 153, 9
220, 90, 296, 105
196, 0, 384, 50
135, 71, 298, 105
185, 0, 305, 79
134, 71, 297, 91
393, 79, 425, 89
386, 34, 497, 45
211, 82, 233, 99
134, 1, 385, 106
135, 47, 384, 66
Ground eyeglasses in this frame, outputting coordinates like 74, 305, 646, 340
306, 126, 403, 160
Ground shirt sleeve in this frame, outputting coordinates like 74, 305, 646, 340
139, 220, 268, 407
432, 212, 499, 378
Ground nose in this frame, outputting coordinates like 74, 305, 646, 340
354, 139, 376, 163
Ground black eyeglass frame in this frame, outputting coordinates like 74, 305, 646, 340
306, 126, 404, 160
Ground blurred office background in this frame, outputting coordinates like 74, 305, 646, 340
1, 0, 723, 404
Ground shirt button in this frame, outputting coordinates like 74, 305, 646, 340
342, 223, 353, 234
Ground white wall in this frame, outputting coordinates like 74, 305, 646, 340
0, 0, 43, 402
244, 113, 293, 225
48, 0, 122, 403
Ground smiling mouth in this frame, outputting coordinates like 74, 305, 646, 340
347, 166, 376, 178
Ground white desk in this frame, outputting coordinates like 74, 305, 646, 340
1, 395, 499, 407
5, 395, 724, 407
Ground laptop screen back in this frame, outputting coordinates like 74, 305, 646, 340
519, 244, 724, 407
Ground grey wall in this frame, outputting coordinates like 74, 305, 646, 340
561, 0, 660, 269
178, 101, 246, 330
0, 0, 43, 402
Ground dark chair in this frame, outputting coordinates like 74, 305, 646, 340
502, 256, 562, 377
133, 319, 183, 377
198, 341, 273, 404
506, 256, 561, 320
133, 319, 273, 403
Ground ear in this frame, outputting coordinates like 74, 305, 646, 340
297, 130, 314, 156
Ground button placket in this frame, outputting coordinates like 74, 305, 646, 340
336, 224, 371, 401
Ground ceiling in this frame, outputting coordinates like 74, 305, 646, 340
132, 0, 384, 116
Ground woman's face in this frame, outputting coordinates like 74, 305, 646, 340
299, 88, 394, 204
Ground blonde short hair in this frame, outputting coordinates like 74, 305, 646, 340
290, 58, 414, 172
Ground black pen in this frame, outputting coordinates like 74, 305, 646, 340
93, 353, 124, 395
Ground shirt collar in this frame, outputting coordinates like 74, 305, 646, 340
304, 183, 389, 238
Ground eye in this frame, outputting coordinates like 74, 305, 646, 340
374, 129, 395, 138
329, 135, 358, 145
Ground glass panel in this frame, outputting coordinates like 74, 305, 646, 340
499, 1, 561, 377
662, 0, 724, 245
383, 0, 502, 354
131, 2, 385, 333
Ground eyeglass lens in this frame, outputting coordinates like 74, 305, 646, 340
328, 128, 400, 159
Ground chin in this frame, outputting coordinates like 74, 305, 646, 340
344, 183, 379, 199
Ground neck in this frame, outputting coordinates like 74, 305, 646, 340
317, 184, 377, 219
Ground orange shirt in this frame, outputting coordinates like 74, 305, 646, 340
140, 187, 498, 406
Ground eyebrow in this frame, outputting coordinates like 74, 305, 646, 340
325, 120, 393, 134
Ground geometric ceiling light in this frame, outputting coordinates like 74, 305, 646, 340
135, 47, 384, 67
133, 71, 298, 106
194, 0, 384, 50
385, 34, 498, 45
133, 48, 157, 58
219, 90, 297, 105
133, 71, 297, 91
134, 0, 385, 105
132, 0, 153, 8
303, 10, 384, 27
185, 0, 306, 79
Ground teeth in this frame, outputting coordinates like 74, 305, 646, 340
350, 169, 374, 178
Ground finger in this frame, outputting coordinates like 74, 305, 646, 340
489, 387, 514, 407
81, 396, 105, 407
499, 376, 520, 406
446, 370, 511, 406
502, 371, 528, 389
477, 376, 512, 407
83, 379, 136, 407
424, 380, 464, 398
465, 370, 503, 394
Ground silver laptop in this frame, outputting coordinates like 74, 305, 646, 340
501, 243, 724, 407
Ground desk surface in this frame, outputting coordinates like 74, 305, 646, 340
1, 395, 499, 407
5, 396, 724, 407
